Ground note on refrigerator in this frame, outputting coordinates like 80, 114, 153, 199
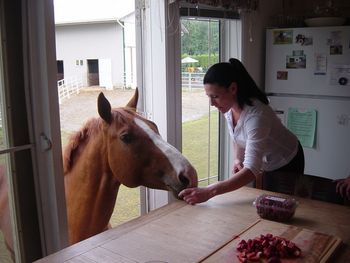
287, 108, 317, 148
329, 64, 350, 86
314, 53, 327, 75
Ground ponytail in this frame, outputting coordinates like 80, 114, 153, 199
228, 58, 269, 107
204, 58, 268, 108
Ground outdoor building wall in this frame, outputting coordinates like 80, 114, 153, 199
55, 22, 124, 88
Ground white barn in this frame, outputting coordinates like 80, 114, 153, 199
55, 12, 136, 90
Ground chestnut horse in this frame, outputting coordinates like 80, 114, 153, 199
0, 89, 198, 257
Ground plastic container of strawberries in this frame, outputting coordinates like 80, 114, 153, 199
253, 194, 298, 221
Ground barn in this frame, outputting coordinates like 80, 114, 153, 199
55, 12, 136, 89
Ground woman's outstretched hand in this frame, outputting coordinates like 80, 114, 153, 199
178, 187, 213, 205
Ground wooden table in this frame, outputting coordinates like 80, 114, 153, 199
35, 187, 350, 263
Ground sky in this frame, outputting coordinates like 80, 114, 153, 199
53, 0, 135, 23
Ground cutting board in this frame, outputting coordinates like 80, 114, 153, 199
199, 219, 342, 263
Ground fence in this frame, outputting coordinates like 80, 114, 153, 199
58, 76, 84, 104
56, 73, 203, 104
181, 72, 205, 90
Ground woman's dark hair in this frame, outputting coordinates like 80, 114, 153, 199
203, 58, 268, 108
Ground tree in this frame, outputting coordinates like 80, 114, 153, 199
181, 19, 219, 56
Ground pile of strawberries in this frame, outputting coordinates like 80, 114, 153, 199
236, 233, 301, 262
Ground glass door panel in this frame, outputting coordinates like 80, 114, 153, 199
181, 18, 219, 186
54, 2, 139, 228
0, 155, 14, 263
0, 30, 15, 262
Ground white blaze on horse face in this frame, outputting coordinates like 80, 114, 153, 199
134, 118, 194, 184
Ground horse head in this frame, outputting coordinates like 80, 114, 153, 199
97, 89, 198, 197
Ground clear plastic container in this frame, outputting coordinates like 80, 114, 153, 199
253, 194, 298, 221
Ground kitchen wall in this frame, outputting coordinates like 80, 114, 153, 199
239, 0, 350, 204
241, 0, 350, 90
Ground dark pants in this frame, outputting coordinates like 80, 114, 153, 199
262, 141, 305, 195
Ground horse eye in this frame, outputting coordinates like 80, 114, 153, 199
120, 133, 133, 144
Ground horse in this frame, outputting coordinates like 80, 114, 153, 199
0, 89, 198, 258
63, 88, 198, 244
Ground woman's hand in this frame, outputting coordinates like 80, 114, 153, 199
335, 176, 350, 199
233, 159, 243, 174
178, 187, 213, 205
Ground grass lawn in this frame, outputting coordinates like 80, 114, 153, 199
61, 111, 219, 226
182, 111, 219, 186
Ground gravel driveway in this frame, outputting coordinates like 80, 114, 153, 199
59, 87, 210, 133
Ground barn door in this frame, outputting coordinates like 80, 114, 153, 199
87, 59, 99, 86
57, 60, 64, 81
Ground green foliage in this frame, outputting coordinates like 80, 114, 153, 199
0, 128, 4, 149
181, 19, 219, 55
181, 19, 219, 70
182, 53, 219, 71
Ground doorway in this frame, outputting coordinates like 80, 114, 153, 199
87, 59, 99, 86
57, 60, 64, 81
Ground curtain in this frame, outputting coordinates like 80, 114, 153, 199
179, 0, 259, 12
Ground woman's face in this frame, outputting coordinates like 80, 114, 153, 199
204, 83, 237, 113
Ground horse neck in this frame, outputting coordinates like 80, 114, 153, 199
65, 131, 121, 196
64, 133, 121, 243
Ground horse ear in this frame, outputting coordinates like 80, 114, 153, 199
126, 87, 139, 109
98, 92, 112, 124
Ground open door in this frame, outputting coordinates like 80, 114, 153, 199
87, 59, 99, 86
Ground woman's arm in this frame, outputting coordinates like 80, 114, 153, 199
178, 168, 256, 205
233, 142, 244, 174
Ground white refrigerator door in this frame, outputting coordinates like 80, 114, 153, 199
265, 26, 350, 97
269, 96, 350, 180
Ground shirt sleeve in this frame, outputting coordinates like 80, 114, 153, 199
243, 114, 271, 176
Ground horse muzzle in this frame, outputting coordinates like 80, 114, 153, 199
165, 165, 198, 198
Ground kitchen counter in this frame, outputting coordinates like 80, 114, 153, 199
35, 186, 350, 262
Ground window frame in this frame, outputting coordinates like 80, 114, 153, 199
136, 0, 242, 211
0, 0, 68, 261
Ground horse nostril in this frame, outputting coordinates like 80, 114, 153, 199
179, 173, 190, 187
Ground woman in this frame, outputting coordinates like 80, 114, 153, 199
179, 58, 304, 205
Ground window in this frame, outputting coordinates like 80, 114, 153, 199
181, 18, 220, 186
178, 3, 242, 185
136, 0, 242, 210
55, 2, 140, 229
0, 1, 48, 261
0, 0, 68, 261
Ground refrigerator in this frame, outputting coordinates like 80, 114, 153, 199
265, 26, 350, 180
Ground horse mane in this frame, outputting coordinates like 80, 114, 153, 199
63, 118, 102, 174
63, 107, 139, 174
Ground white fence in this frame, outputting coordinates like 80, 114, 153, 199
181, 72, 205, 90
56, 73, 203, 105
58, 76, 84, 104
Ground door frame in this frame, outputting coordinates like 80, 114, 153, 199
135, 0, 242, 211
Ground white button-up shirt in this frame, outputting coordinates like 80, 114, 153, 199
225, 99, 298, 175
